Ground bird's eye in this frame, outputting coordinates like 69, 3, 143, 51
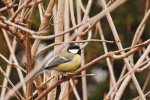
69, 49, 79, 54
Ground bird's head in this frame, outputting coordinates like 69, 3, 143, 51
67, 45, 81, 54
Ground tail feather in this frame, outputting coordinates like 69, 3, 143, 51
34, 68, 50, 79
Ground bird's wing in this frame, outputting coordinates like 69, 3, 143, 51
44, 56, 73, 70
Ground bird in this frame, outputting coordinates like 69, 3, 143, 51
43, 45, 81, 73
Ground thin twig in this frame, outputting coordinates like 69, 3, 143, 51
0, 85, 20, 100
4, 38, 150, 100
0, 16, 47, 35
0, 53, 26, 73
0, 4, 18, 13
36, 39, 114, 56
2, 28, 26, 94
0, 67, 24, 100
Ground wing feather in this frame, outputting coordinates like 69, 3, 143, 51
44, 56, 72, 70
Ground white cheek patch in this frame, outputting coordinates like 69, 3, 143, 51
69, 49, 79, 54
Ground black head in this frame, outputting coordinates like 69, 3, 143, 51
67, 45, 81, 54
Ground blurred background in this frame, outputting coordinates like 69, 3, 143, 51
0, 0, 150, 100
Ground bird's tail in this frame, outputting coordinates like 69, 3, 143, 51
34, 68, 50, 79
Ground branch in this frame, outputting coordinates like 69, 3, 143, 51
0, 85, 19, 100
36, 39, 114, 56
35, 40, 150, 100
0, 67, 24, 100
0, 53, 26, 73
25, 33, 33, 99
4, 38, 150, 100
0, 16, 46, 35
0, 4, 17, 13
30, 0, 56, 99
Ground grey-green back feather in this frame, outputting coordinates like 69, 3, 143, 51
44, 50, 74, 70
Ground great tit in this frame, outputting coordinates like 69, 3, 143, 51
43, 45, 81, 72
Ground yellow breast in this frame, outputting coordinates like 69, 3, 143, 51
56, 54, 81, 72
